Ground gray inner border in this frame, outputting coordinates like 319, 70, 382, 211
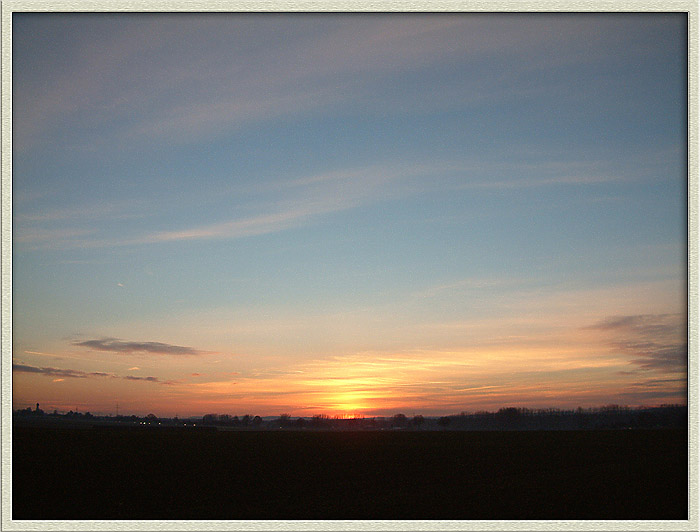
1, 2, 697, 531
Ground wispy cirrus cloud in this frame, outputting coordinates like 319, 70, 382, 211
22, 350, 88, 362
585, 313, 687, 371
134, 167, 395, 245
14, 197, 150, 223
7, 16, 478, 152
73, 338, 209, 356
461, 174, 616, 189
13, 197, 154, 251
135, 207, 321, 245
15, 14, 664, 155
16, 16, 469, 153
13, 227, 97, 245
16, 162, 413, 250
587, 314, 681, 335
13, 154, 638, 253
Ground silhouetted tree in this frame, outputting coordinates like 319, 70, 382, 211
437, 416, 451, 428
575, 407, 589, 429
411, 415, 425, 427
496, 407, 521, 429
309, 414, 329, 428
391, 413, 408, 428
635, 410, 653, 428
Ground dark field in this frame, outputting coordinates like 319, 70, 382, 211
13, 425, 688, 520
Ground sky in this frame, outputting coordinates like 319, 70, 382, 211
11, 12, 688, 418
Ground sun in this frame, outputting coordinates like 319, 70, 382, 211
334, 409, 364, 419
328, 394, 370, 418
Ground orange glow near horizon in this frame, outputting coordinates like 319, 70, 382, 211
13, 339, 688, 418
12, 296, 687, 418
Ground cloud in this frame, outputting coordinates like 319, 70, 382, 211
585, 314, 683, 335
14, 14, 660, 156
73, 338, 208, 356
135, 207, 319, 244
13, 363, 165, 384
22, 349, 95, 362
585, 314, 687, 372
14, 198, 150, 223
460, 173, 616, 189
12, 364, 109, 379
123, 375, 159, 382
13, 15, 478, 152
18, 144, 648, 256
13, 152, 641, 253
411, 276, 519, 299
13, 227, 97, 245
137, 162, 414, 245
12, 197, 165, 252
37, 162, 415, 250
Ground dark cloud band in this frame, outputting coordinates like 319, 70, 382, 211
585, 313, 687, 372
13, 363, 164, 384
12, 364, 110, 379
74, 338, 205, 356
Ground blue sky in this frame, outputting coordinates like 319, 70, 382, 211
12, 13, 687, 417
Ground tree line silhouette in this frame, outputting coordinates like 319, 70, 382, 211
15, 403, 686, 431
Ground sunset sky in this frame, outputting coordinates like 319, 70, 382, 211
12, 13, 688, 418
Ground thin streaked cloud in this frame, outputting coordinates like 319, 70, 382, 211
73, 338, 211, 356
13, 155, 640, 252
461, 174, 619, 189
14, 363, 169, 385
14, 161, 414, 249
13, 364, 111, 379
22, 350, 92, 362
15, 15, 668, 153
13, 227, 97, 245
14, 198, 150, 223
585, 314, 687, 372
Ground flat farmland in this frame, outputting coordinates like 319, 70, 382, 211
13, 426, 688, 520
